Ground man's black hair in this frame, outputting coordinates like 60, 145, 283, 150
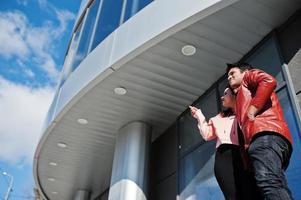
226, 62, 254, 74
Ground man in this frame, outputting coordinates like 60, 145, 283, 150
227, 62, 293, 200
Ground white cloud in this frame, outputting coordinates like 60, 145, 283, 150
17, 0, 28, 6
0, 3, 76, 165
38, 0, 47, 10
36, 0, 76, 39
16, 60, 35, 79
0, 77, 55, 165
24, 69, 35, 78
0, 11, 29, 59
53, 9, 76, 38
25, 24, 61, 80
39, 55, 60, 79
0, 9, 75, 84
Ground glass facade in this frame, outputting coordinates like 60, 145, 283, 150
179, 141, 220, 198
91, 0, 123, 51
60, 21, 83, 86
245, 37, 284, 83
59, 0, 153, 86
124, 0, 153, 22
72, 0, 101, 71
179, 88, 219, 156
278, 88, 301, 200
178, 85, 222, 199
150, 124, 177, 200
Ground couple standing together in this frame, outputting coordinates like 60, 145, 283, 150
190, 63, 293, 200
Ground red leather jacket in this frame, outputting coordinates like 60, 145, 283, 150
235, 69, 292, 149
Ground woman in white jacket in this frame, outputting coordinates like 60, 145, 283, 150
190, 87, 257, 200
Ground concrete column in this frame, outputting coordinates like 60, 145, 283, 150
287, 49, 301, 109
73, 190, 90, 200
286, 49, 301, 131
108, 121, 152, 200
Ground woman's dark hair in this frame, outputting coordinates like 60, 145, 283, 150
220, 86, 235, 117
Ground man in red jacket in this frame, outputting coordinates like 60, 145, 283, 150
227, 63, 293, 200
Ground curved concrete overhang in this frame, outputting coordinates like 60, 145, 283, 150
34, 0, 301, 199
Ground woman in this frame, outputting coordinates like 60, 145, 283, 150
190, 87, 249, 200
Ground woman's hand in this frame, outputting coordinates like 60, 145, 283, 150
189, 106, 199, 118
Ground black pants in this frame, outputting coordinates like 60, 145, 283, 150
214, 144, 260, 200
248, 133, 293, 200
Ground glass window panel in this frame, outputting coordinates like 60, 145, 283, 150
277, 88, 301, 200
217, 76, 228, 98
151, 124, 177, 184
59, 50, 73, 87
179, 88, 218, 156
217, 77, 229, 112
277, 14, 301, 63
150, 174, 177, 200
245, 37, 284, 83
91, 0, 123, 51
178, 111, 204, 156
61, 22, 83, 84
178, 141, 223, 200
195, 88, 219, 120
124, 0, 153, 22
71, 0, 101, 71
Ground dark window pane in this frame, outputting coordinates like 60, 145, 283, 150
71, 0, 101, 71
124, 0, 153, 22
245, 37, 284, 83
179, 141, 223, 200
150, 124, 177, 185
217, 77, 228, 112
179, 88, 218, 156
150, 174, 177, 200
277, 88, 301, 200
278, 13, 301, 63
178, 111, 204, 156
195, 88, 219, 120
91, 0, 123, 51
217, 76, 228, 97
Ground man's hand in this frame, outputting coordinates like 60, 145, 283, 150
247, 105, 259, 120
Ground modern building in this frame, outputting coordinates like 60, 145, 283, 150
33, 0, 301, 199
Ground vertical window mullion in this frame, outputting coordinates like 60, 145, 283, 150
87, 0, 104, 53
120, 0, 128, 25
60, 33, 76, 86
70, 15, 86, 71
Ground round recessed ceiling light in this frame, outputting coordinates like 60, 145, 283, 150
52, 191, 58, 195
48, 178, 55, 182
114, 87, 127, 95
49, 162, 57, 166
77, 118, 88, 125
181, 45, 196, 56
57, 142, 67, 148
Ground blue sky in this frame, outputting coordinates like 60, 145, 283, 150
0, 0, 80, 199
